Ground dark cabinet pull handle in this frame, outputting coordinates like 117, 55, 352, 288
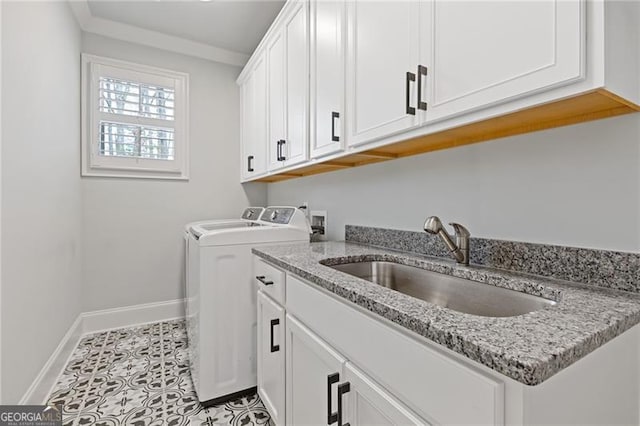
405, 71, 416, 115
270, 318, 280, 352
337, 382, 351, 426
247, 155, 254, 172
331, 112, 340, 142
417, 65, 428, 111
276, 140, 282, 162
327, 373, 339, 424
256, 275, 274, 286
277, 140, 286, 161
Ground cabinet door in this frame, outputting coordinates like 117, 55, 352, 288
267, 30, 286, 171
240, 55, 268, 180
346, 0, 421, 147
286, 314, 346, 426
251, 54, 268, 176
425, 0, 584, 123
342, 363, 430, 426
310, 0, 345, 158
257, 291, 286, 425
283, 1, 309, 167
240, 73, 255, 181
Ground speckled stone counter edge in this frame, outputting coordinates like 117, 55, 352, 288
345, 225, 640, 293
252, 242, 640, 386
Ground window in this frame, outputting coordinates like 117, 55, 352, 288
81, 54, 189, 179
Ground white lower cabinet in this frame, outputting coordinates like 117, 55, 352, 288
257, 291, 286, 426
285, 314, 346, 426
285, 272, 501, 425
285, 314, 425, 426
255, 256, 640, 425
255, 254, 482, 425
343, 362, 428, 426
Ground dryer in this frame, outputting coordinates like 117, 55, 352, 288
184, 206, 310, 406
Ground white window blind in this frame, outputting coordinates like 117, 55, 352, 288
99, 121, 175, 161
99, 77, 175, 120
82, 54, 189, 180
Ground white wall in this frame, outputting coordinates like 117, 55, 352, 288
0, 0, 4, 404
81, 34, 266, 312
269, 113, 640, 252
1, 1, 82, 403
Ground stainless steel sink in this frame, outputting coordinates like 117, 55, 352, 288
328, 261, 556, 317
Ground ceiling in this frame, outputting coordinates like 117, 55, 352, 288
87, 0, 286, 55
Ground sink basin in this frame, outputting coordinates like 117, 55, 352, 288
328, 261, 556, 317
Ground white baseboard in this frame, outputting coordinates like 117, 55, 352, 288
19, 298, 185, 404
81, 298, 185, 335
19, 315, 83, 405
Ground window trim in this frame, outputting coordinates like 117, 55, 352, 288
81, 54, 190, 180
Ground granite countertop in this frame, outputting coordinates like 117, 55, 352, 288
252, 241, 640, 386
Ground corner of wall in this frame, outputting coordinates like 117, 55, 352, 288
1, 0, 84, 403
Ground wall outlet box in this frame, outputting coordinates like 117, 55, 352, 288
311, 210, 327, 241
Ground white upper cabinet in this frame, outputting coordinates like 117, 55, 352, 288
267, 30, 286, 171
425, 0, 584, 123
240, 76, 253, 181
252, 56, 268, 175
283, 1, 309, 167
310, 0, 346, 158
346, 0, 584, 147
238, 0, 636, 183
345, 1, 421, 147
266, 1, 309, 171
240, 53, 267, 180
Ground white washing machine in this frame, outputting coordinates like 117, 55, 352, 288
184, 206, 310, 406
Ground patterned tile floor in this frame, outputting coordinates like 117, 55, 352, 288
47, 320, 273, 426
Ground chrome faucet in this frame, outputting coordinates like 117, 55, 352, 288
423, 216, 470, 265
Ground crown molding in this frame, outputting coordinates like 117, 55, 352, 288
68, 0, 249, 67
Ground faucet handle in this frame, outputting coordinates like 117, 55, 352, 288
449, 222, 470, 238
450, 223, 470, 265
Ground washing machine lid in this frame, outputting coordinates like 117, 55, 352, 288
189, 220, 251, 238
186, 207, 265, 237
195, 226, 309, 246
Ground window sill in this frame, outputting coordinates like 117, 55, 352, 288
81, 169, 189, 181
